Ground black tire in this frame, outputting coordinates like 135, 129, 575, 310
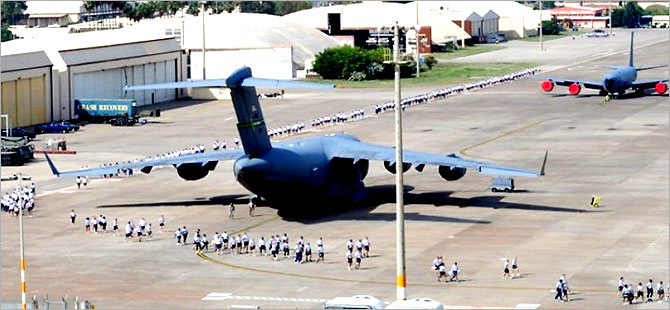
504, 188, 510, 193
62, 129, 67, 133
491, 188, 498, 193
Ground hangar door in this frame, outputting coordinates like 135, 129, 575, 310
72, 59, 177, 108
1, 76, 47, 127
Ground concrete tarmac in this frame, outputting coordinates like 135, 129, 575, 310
1, 29, 668, 309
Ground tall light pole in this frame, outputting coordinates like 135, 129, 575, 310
539, 0, 543, 52
608, 0, 612, 36
17, 173, 31, 310
201, 1, 206, 79
393, 21, 407, 301
415, 2, 420, 78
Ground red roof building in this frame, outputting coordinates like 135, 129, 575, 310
550, 5, 609, 29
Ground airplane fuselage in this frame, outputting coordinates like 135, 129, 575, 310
233, 134, 369, 207
603, 66, 637, 94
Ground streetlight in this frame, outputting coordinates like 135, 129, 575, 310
392, 21, 407, 301
539, 0, 543, 52
16, 173, 31, 310
201, 1, 206, 79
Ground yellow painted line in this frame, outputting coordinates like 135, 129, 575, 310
459, 118, 556, 160
196, 252, 612, 294
230, 215, 280, 235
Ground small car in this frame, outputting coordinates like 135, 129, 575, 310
1, 127, 36, 140
586, 29, 609, 38
484, 34, 507, 44
35, 121, 80, 134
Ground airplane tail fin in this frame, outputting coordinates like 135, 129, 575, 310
628, 31, 634, 67
124, 67, 334, 157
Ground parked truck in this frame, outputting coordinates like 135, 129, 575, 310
75, 99, 145, 126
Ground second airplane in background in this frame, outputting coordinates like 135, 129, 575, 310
538, 32, 668, 99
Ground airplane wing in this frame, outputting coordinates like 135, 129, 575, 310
538, 76, 604, 90
630, 79, 669, 90
328, 140, 546, 178
44, 148, 245, 178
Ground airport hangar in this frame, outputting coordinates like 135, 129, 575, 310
1, 13, 340, 127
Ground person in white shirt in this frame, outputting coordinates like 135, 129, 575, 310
146, 223, 152, 238
158, 215, 165, 233
449, 262, 460, 282
69, 210, 76, 226
317, 244, 325, 263
438, 265, 447, 282
618, 277, 625, 296
503, 259, 510, 279
124, 222, 133, 242
647, 279, 655, 302
636, 282, 644, 303
249, 238, 256, 256
346, 251, 353, 270
175, 228, 182, 245
362, 237, 370, 257
113, 218, 119, 236
657, 281, 665, 301
76, 176, 82, 189
258, 237, 266, 256
316, 237, 324, 248
82, 176, 88, 188
355, 250, 363, 270
84, 217, 90, 232
346, 239, 353, 253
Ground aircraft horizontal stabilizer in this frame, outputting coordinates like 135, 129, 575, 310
124, 67, 334, 92
636, 64, 667, 71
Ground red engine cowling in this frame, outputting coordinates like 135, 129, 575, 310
568, 83, 581, 95
541, 80, 554, 92
655, 82, 668, 94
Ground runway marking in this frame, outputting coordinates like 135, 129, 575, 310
459, 118, 556, 160
202, 293, 325, 303
195, 252, 612, 294
515, 303, 540, 309
224, 117, 235, 121
230, 215, 280, 235
37, 178, 123, 198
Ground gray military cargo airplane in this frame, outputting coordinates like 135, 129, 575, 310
538, 32, 668, 99
46, 67, 547, 211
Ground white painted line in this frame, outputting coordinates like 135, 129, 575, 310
224, 117, 234, 121
296, 286, 307, 292
207, 293, 232, 297
515, 303, 540, 309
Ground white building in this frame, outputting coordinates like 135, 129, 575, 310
2, 29, 183, 124
25, 1, 85, 27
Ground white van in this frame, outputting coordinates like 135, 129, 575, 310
385, 298, 444, 309
323, 295, 385, 309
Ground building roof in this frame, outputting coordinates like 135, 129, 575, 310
449, 11, 483, 22
283, 2, 471, 43
128, 13, 340, 70
1, 51, 52, 73
25, 1, 83, 15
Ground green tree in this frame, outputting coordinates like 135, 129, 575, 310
2, 23, 17, 41
643, 4, 669, 16
208, 1, 238, 14
1, 1, 27, 24
622, 1, 643, 28
239, 1, 276, 14
276, 1, 312, 16
611, 8, 624, 27
541, 19, 561, 35
312, 46, 371, 79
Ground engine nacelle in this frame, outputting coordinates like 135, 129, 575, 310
384, 161, 411, 174
568, 83, 581, 95
330, 158, 369, 183
176, 161, 217, 181
438, 165, 466, 181
655, 82, 668, 94
541, 80, 554, 92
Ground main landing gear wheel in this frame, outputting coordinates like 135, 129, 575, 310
604, 94, 611, 102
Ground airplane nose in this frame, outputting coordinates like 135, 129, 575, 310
604, 79, 614, 92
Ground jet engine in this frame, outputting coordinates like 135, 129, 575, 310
568, 83, 581, 95
655, 82, 668, 94
330, 158, 369, 183
438, 165, 466, 181
541, 80, 554, 92
176, 161, 218, 181
384, 161, 411, 174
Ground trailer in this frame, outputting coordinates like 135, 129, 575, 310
75, 99, 141, 126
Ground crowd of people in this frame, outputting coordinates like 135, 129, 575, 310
374, 67, 541, 114
268, 122, 306, 139
180, 229, 328, 264
310, 109, 365, 128
617, 276, 668, 305
1, 183, 36, 216
70, 210, 165, 243
344, 237, 371, 270
432, 256, 461, 282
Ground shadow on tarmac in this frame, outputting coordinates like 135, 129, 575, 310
96, 194, 248, 208
279, 185, 600, 223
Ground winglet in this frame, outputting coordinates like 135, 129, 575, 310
44, 153, 60, 177
539, 150, 549, 176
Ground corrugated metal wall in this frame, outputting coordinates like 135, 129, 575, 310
72, 59, 177, 107
1, 76, 47, 127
